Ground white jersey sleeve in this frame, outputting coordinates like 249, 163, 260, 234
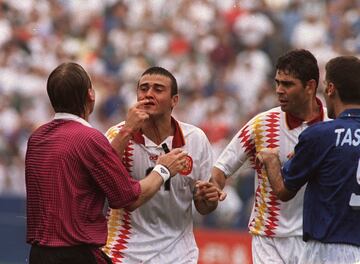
214, 115, 257, 177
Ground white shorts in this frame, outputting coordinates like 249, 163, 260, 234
252, 235, 305, 264
140, 232, 198, 264
298, 240, 360, 264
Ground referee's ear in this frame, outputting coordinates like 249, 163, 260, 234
88, 87, 95, 102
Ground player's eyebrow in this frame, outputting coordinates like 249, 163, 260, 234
274, 79, 295, 86
139, 82, 166, 89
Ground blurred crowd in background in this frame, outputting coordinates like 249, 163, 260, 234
0, 0, 359, 230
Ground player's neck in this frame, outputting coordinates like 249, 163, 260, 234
335, 102, 360, 117
142, 115, 173, 145
294, 98, 320, 122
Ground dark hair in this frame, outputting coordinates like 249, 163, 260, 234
47, 62, 91, 116
140, 66, 178, 96
325, 56, 360, 104
276, 49, 319, 88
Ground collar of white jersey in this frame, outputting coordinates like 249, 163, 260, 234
53, 112, 92, 128
286, 97, 325, 130
132, 116, 185, 148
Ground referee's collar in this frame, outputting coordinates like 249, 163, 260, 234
132, 116, 185, 147
286, 97, 325, 130
53, 112, 92, 127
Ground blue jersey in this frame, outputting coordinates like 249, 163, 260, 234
282, 109, 360, 246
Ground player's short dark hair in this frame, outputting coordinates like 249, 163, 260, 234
276, 49, 319, 89
325, 56, 360, 104
140, 66, 178, 96
47, 62, 91, 116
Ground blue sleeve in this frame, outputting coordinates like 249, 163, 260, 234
282, 127, 323, 191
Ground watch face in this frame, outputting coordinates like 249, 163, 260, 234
179, 155, 193, 176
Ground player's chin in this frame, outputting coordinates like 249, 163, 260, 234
143, 104, 155, 109
149, 111, 164, 118
280, 104, 289, 112
143, 107, 155, 115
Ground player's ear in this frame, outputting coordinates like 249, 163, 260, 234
171, 94, 179, 109
305, 79, 317, 96
325, 82, 336, 97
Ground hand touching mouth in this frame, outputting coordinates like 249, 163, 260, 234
144, 100, 155, 107
138, 99, 155, 108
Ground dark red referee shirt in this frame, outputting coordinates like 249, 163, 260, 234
25, 118, 140, 247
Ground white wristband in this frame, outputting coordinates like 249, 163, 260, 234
152, 164, 171, 183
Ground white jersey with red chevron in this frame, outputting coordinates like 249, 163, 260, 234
102, 117, 213, 263
215, 106, 329, 237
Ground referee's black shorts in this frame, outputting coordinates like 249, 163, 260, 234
29, 244, 112, 264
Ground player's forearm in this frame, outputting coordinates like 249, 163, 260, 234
194, 199, 218, 215
111, 127, 133, 159
194, 179, 224, 214
126, 149, 187, 210
210, 167, 227, 190
262, 155, 296, 201
126, 172, 163, 211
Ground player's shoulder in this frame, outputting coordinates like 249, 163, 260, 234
107, 121, 126, 132
105, 121, 126, 137
309, 117, 335, 130
178, 120, 196, 130
301, 118, 335, 139
263, 106, 282, 115
178, 121, 208, 139
245, 106, 282, 124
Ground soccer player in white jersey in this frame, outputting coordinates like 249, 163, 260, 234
102, 66, 222, 264
211, 49, 330, 263
258, 56, 360, 264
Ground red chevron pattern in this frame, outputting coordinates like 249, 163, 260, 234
245, 111, 281, 237
122, 144, 134, 173
110, 210, 132, 263
106, 129, 135, 264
